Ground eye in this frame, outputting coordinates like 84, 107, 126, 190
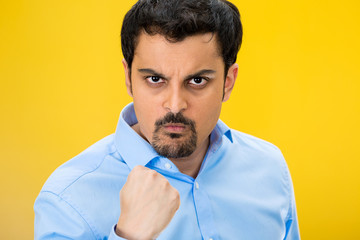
145, 76, 165, 85
188, 77, 208, 87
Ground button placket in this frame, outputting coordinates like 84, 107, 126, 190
192, 180, 218, 240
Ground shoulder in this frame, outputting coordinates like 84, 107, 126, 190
35, 134, 128, 238
230, 129, 283, 157
39, 134, 122, 195
230, 128, 292, 190
228, 129, 290, 179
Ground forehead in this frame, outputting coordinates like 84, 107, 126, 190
132, 32, 223, 70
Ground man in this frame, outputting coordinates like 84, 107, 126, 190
34, 0, 300, 239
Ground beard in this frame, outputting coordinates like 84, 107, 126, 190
151, 112, 197, 158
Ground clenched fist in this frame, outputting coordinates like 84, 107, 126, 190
115, 165, 180, 240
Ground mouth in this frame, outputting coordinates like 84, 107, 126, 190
163, 123, 187, 133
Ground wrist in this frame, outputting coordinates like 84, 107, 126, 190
115, 223, 154, 240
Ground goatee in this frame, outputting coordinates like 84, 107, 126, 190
151, 112, 197, 158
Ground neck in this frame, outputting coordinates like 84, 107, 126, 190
131, 123, 209, 178
170, 137, 210, 178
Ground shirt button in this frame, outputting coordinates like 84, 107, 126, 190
195, 182, 199, 189
164, 163, 171, 169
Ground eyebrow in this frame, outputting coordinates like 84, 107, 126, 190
137, 68, 216, 80
138, 68, 168, 80
184, 69, 216, 80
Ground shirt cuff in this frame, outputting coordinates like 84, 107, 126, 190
108, 224, 127, 240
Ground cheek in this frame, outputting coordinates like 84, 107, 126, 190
132, 91, 164, 141
192, 98, 222, 138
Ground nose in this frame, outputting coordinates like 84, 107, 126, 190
163, 84, 188, 113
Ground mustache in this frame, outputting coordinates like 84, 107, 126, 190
155, 112, 195, 129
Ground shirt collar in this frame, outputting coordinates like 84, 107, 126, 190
114, 102, 233, 170
213, 118, 233, 144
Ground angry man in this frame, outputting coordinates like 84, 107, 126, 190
34, 0, 300, 239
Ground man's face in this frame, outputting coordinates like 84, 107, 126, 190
123, 32, 237, 159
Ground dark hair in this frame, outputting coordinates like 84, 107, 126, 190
121, 0, 243, 77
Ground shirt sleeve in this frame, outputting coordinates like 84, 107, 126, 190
34, 191, 124, 240
108, 225, 127, 240
283, 169, 301, 240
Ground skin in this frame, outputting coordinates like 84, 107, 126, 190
116, 32, 238, 239
124, 32, 238, 177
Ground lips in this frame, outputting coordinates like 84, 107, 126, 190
154, 112, 196, 137
163, 123, 187, 133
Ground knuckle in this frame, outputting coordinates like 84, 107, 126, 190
170, 190, 180, 207
129, 166, 139, 177
173, 189, 180, 200
163, 178, 170, 186
168, 185, 178, 197
129, 165, 147, 178
161, 179, 170, 189
132, 165, 143, 172
150, 169, 158, 176
148, 169, 159, 178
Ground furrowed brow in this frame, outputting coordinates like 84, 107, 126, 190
137, 68, 168, 80
184, 69, 216, 80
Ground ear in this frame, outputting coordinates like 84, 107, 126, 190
122, 58, 133, 97
223, 63, 238, 102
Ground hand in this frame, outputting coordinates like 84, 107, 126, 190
115, 165, 180, 240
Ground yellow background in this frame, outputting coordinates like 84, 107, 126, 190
1, 0, 359, 239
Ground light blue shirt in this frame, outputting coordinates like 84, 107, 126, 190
34, 103, 300, 240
